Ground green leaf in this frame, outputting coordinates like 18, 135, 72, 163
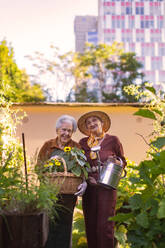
109, 212, 134, 222
136, 211, 149, 228
152, 108, 163, 116
85, 162, 90, 169
72, 148, 87, 160
145, 86, 156, 95
76, 158, 86, 167
71, 166, 81, 177
66, 160, 75, 171
128, 194, 142, 210
139, 162, 153, 185
151, 137, 165, 149
134, 109, 156, 120
81, 167, 88, 179
157, 198, 165, 219
114, 225, 127, 246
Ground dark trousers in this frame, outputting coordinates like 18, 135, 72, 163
82, 184, 117, 248
45, 194, 77, 248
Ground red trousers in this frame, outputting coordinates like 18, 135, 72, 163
82, 184, 117, 248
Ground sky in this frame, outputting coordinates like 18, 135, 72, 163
0, 0, 98, 74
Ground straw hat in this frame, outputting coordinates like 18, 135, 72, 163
78, 111, 111, 136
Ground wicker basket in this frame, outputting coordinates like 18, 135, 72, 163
46, 156, 83, 194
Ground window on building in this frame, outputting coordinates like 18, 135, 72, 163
105, 37, 115, 43
121, 2, 132, 15
151, 57, 162, 70
150, 29, 161, 42
111, 16, 125, 29
136, 2, 144, 15
144, 71, 155, 82
136, 29, 145, 42
104, 29, 116, 43
141, 43, 155, 56
122, 29, 132, 42
112, 16, 116, 28
129, 43, 135, 52
159, 71, 165, 82
157, 16, 164, 29
129, 16, 135, 28
126, 7, 132, 14
150, 2, 161, 15
136, 7, 144, 14
141, 21, 144, 28
141, 16, 154, 29
104, 2, 115, 15
158, 43, 165, 56
117, 16, 120, 28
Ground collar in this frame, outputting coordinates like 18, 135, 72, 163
50, 137, 75, 150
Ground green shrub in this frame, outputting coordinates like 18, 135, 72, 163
111, 85, 165, 248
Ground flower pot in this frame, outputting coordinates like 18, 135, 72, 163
0, 212, 49, 248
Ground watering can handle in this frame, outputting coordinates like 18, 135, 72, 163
115, 156, 123, 166
115, 157, 127, 179
121, 169, 127, 179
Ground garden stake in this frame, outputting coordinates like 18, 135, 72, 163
22, 133, 28, 192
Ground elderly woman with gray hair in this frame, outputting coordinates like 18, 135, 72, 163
36, 115, 87, 248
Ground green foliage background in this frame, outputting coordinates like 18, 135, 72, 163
0, 40, 45, 102
110, 85, 165, 248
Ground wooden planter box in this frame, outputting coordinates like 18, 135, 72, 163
0, 212, 49, 248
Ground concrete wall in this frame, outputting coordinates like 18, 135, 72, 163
13, 103, 153, 164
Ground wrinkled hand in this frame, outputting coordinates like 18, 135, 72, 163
87, 176, 97, 186
107, 156, 122, 165
74, 181, 87, 196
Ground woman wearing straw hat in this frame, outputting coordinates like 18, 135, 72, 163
78, 111, 127, 248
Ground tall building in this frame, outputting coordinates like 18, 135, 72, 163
74, 16, 98, 53
98, 0, 165, 84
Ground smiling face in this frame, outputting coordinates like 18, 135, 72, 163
85, 116, 103, 136
56, 121, 73, 146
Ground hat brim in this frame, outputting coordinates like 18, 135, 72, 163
78, 111, 111, 136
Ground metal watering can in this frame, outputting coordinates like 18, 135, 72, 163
91, 146, 126, 190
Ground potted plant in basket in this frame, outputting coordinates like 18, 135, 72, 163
41, 146, 91, 194
0, 97, 59, 248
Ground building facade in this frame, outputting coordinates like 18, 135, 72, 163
74, 16, 98, 53
98, 0, 165, 84
74, 1, 165, 85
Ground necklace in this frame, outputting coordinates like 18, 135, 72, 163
87, 132, 105, 159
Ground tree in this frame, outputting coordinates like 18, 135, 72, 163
0, 40, 45, 102
71, 42, 144, 102
27, 47, 74, 102
71, 82, 97, 103
27, 42, 145, 103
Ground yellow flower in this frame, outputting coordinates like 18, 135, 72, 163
64, 146, 71, 152
55, 161, 61, 166
77, 236, 87, 245
44, 164, 49, 168
50, 158, 61, 166
49, 162, 54, 166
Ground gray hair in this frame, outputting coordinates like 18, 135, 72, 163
56, 115, 77, 133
